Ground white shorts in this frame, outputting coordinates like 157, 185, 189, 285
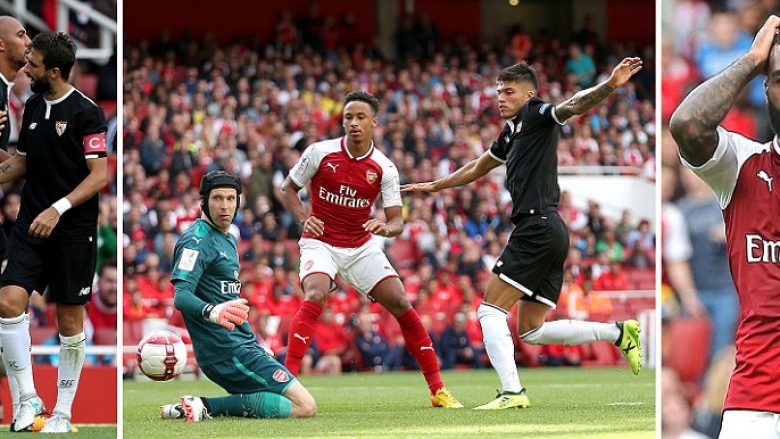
298, 238, 399, 297
720, 410, 780, 439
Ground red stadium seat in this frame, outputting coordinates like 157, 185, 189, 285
666, 317, 711, 383
76, 74, 98, 100
387, 239, 418, 269
30, 327, 57, 345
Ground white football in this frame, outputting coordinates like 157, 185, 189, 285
136, 330, 187, 381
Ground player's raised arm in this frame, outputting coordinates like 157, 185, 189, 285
401, 150, 502, 193
554, 57, 642, 123
671, 16, 780, 166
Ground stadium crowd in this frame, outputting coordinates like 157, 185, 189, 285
123, 9, 656, 375
661, 0, 761, 437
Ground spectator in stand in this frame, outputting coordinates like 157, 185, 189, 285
312, 307, 348, 375
354, 315, 398, 371
439, 313, 484, 370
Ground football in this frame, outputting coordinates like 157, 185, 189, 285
136, 330, 187, 381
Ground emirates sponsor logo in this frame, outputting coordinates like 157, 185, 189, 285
746, 234, 780, 263
318, 185, 370, 208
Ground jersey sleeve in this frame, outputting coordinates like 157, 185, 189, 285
288, 143, 321, 187
680, 126, 768, 209
525, 97, 565, 127
78, 104, 108, 160
171, 235, 212, 288
16, 103, 32, 156
488, 124, 512, 163
380, 163, 402, 208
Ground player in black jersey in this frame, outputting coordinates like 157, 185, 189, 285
403, 58, 644, 409
0, 32, 107, 432
0, 16, 31, 429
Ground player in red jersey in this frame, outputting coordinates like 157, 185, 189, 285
670, 15, 780, 438
279, 90, 462, 409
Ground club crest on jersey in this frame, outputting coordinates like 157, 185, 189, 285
272, 369, 290, 383
366, 170, 378, 184
55, 121, 67, 137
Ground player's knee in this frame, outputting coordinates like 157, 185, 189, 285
519, 323, 544, 344
0, 289, 27, 318
303, 288, 327, 305
292, 394, 317, 418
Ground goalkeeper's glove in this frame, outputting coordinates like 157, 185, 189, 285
202, 298, 250, 330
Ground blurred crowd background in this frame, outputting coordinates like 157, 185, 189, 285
122, 2, 656, 378
660, 0, 766, 437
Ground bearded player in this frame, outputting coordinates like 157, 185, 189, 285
280, 90, 462, 409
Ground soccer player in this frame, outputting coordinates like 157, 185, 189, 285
0, 15, 29, 427
280, 90, 463, 409
161, 171, 317, 422
669, 15, 780, 438
0, 32, 108, 432
402, 59, 644, 409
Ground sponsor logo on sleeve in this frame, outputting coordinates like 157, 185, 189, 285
178, 248, 199, 271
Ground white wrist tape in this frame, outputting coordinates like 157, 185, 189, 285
52, 198, 72, 215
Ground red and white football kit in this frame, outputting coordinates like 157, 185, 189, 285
682, 126, 780, 437
289, 137, 402, 295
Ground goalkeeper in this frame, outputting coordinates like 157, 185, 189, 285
161, 170, 316, 422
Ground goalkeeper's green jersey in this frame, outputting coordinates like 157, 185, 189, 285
171, 219, 255, 366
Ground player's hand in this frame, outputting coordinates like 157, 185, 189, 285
363, 218, 392, 237
302, 216, 325, 237
748, 15, 780, 68
400, 181, 439, 193
606, 57, 642, 89
0, 110, 8, 132
29, 207, 60, 239
208, 298, 250, 330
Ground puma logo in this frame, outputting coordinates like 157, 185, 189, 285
420, 344, 434, 352
293, 333, 310, 344
326, 162, 339, 173
757, 170, 773, 192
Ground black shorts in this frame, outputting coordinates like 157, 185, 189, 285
0, 224, 97, 304
492, 212, 569, 308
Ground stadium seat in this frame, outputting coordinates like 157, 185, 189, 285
30, 327, 58, 345
387, 239, 418, 269
94, 328, 118, 345
665, 317, 711, 383
76, 73, 98, 100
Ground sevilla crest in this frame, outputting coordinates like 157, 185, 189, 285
55, 121, 67, 136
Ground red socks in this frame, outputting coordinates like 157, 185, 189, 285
397, 309, 443, 395
284, 301, 322, 376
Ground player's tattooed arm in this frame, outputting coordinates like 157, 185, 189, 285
555, 57, 643, 122
670, 16, 780, 166
0, 153, 26, 184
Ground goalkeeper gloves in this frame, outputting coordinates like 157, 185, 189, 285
202, 298, 250, 330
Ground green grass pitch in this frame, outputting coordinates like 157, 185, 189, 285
0, 426, 116, 438
124, 367, 655, 438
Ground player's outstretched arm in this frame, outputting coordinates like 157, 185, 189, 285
671, 16, 780, 167
29, 156, 107, 238
401, 151, 502, 193
555, 57, 643, 123
280, 175, 324, 237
